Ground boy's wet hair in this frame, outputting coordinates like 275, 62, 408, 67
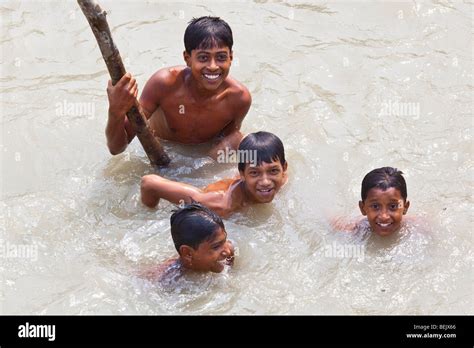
184, 16, 233, 54
361, 167, 407, 201
238, 131, 286, 172
170, 202, 225, 253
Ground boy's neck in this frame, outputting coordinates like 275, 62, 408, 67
178, 257, 192, 270
236, 180, 258, 205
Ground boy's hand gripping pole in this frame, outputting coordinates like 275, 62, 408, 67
77, 0, 171, 166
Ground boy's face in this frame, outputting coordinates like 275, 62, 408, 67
359, 187, 410, 236
183, 46, 233, 91
240, 160, 288, 204
186, 227, 234, 273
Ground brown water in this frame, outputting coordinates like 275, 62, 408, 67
1, 0, 472, 314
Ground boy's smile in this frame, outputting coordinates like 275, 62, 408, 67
240, 160, 288, 204
184, 46, 232, 92
359, 187, 410, 236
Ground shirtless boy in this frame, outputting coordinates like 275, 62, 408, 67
105, 16, 251, 159
140, 132, 288, 218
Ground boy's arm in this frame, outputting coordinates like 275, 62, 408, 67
208, 87, 252, 159
106, 69, 171, 155
140, 174, 204, 208
138, 68, 172, 123
106, 74, 139, 155
330, 216, 366, 232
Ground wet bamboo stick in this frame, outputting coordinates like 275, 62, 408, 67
77, 0, 170, 166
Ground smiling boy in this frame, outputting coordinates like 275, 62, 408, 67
145, 202, 235, 283
358, 167, 410, 236
106, 16, 251, 158
332, 167, 411, 237
140, 132, 288, 218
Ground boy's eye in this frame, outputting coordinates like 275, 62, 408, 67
198, 55, 208, 62
389, 203, 398, 210
212, 242, 224, 250
370, 204, 379, 210
270, 168, 280, 174
217, 54, 227, 61
249, 171, 259, 177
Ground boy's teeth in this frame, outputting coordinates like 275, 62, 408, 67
204, 74, 220, 80
378, 223, 391, 227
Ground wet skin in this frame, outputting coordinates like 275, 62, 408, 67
106, 46, 251, 156
140, 160, 288, 218
143, 230, 234, 282
180, 227, 234, 273
239, 160, 288, 204
359, 187, 410, 236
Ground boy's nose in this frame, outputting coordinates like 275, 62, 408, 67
208, 58, 218, 70
379, 210, 390, 221
259, 173, 272, 186
222, 241, 233, 257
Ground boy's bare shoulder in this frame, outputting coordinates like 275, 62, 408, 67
200, 179, 241, 217
146, 66, 187, 91
202, 178, 237, 193
142, 258, 181, 283
331, 216, 366, 232
225, 76, 251, 107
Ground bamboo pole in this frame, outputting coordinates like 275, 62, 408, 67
77, 0, 170, 166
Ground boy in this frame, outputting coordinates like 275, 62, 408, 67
358, 167, 410, 236
140, 131, 288, 217
146, 202, 235, 281
106, 16, 251, 159
333, 167, 411, 236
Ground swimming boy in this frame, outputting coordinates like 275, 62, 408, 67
140, 131, 288, 217
146, 202, 235, 281
106, 16, 251, 159
333, 167, 410, 236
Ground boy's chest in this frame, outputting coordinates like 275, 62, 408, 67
159, 97, 234, 142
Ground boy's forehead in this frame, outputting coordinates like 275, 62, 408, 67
248, 160, 282, 169
366, 187, 403, 200
193, 45, 231, 54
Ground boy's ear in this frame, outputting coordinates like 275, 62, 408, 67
358, 201, 367, 216
282, 162, 288, 172
179, 245, 194, 263
183, 51, 191, 67
229, 50, 233, 62
403, 200, 410, 215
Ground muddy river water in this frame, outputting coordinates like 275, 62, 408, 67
1, 0, 472, 314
